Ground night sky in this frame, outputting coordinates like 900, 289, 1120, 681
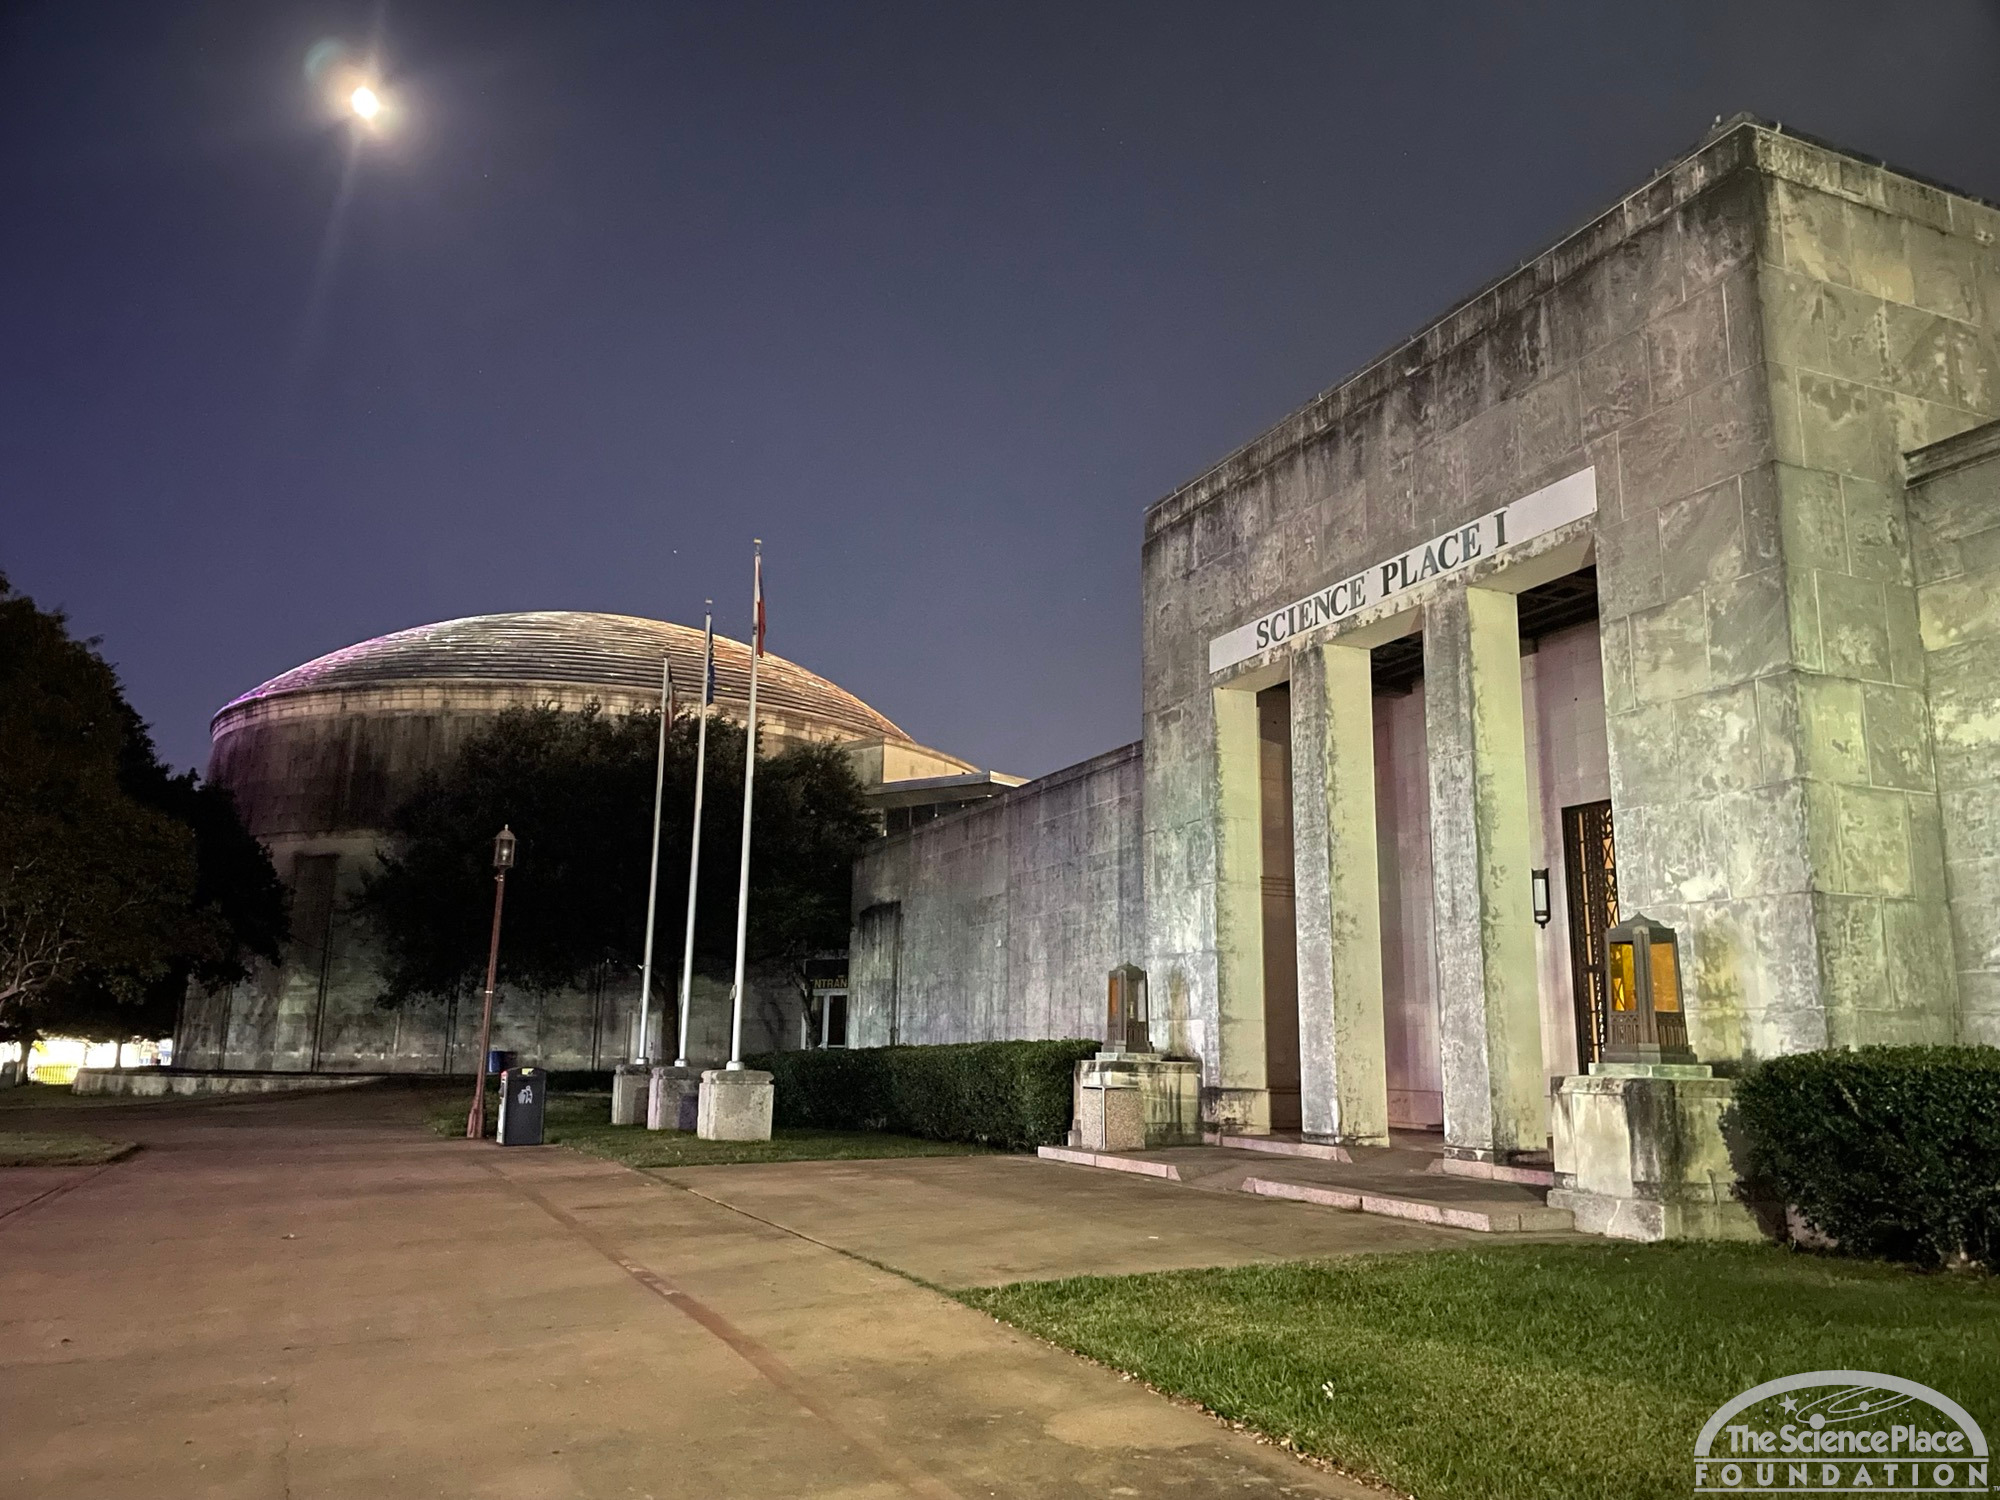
6, 3, 1998, 779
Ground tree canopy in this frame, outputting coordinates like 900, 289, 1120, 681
0, 574, 287, 1048
358, 703, 877, 1004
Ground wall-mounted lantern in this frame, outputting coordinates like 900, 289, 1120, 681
1106, 963, 1151, 1055
1601, 912, 1693, 1064
1531, 868, 1553, 928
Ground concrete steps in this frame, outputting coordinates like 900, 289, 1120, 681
1035, 1146, 1183, 1181
1203, 1131, 1353, 1162
1035, 1139, 1576, 1235
1241, 1174, 1574, 1233
1427, 1155, 1556, 1188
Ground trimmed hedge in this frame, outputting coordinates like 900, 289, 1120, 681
746, 1039, 1102, 1150
1734, 1045, 2000, 1269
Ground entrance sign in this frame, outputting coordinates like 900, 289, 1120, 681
1693, 1370, 1988, 1493
1208, 466, 1598, 674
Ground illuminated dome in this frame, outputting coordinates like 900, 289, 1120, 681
181, 608, 992, 1078
216, 610, 906, 743
207, 611, 942, 843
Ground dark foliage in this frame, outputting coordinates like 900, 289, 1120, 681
750, 1039, 1103, 1149
359, 704, 876, 1004
0, 573, 286, 1046
1734, 1045, 2000, 1270
118, 755, 290, 991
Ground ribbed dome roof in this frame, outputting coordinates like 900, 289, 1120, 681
216, 611, 907, 743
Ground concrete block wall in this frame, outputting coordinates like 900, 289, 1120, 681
849, 743, 1144, 1049
1908, 421, 2000, 1043
1750, 134, 1998, 1048
177, 837, 802, 1073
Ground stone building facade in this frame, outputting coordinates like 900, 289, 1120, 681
850, 743, 1144, 1048
852, 119, 1999, 1166
1908, 422, 2000, 1036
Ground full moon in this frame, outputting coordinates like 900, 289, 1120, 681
349, 85, 381, 119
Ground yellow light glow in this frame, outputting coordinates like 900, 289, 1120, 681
349, 85, 381, 119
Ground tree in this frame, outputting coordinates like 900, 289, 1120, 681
32, 772, 291, 1048
358, 703, 877, 1006
0, 574, 287, 1064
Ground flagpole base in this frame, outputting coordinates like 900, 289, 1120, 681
610, 1064, 650, 1126
697, 1069, 773, 1141
647, 1064, 702, 1132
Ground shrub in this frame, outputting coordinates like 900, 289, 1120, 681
1733, 1045, 2000, 1269
748, 1039, 1101, 1150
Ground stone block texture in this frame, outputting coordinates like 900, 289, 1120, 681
1908, 420, 2000, 1043
848, 743, 1145, 1047
696, 1069, 774, 1142
1745, 137, 1997, 1052
1140, 119, 1998, 1129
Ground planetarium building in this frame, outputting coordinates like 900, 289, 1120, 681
176, 611, 1010, 1073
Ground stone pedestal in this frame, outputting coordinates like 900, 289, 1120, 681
697, 1069, 774, 1142
610, 1063, 650, 1126
1070, 1053, 1201, 1151
647, 1065, 701, 1132
1549, 1063, 1771, 1242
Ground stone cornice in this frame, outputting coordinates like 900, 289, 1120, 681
1143, 117, 2000, 545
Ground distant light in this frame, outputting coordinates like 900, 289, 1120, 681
349, 85, 381, 120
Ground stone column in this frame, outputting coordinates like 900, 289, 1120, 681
1424, 584, 1545, 1160
1290, 643, 1391, 1145
1211, 685, 1269, 1130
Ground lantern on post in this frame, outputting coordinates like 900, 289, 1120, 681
1105, 963, 1151, 1055
1600, 912, 1692, 1065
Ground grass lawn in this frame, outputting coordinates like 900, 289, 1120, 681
0, 1130, 137, 1166
425, 1088, 992, 1168
961, 1244, 2000, 1500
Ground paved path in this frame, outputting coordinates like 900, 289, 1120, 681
657, 1150, 1494, 1287
0, 1087, 1397, 1499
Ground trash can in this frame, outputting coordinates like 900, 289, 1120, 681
497, 1067, 545, 1146
486, 1048, 517, 1076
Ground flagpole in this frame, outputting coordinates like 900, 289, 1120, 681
674, 605, 714, 1070
726, 543, 762, 1070
635, 656, 671, 1063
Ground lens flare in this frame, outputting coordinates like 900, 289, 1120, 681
350, 86, 381, 120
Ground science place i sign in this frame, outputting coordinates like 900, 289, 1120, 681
1207, 466, 1599, 674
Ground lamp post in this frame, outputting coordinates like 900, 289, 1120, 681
465, 825, 517, 1139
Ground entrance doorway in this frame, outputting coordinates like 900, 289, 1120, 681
1257, 683, 1302, 1131
1560, 800, 1619, 1068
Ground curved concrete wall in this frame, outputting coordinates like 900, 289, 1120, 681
188, 662, 920, 1073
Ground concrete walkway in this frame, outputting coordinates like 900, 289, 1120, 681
655, 1148, 1502, 1287
0, 1087, 1410, 1499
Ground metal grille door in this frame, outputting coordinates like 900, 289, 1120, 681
1560, 801, 1619, 1068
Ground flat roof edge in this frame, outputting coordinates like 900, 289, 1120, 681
1142, 116, 1999, 542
